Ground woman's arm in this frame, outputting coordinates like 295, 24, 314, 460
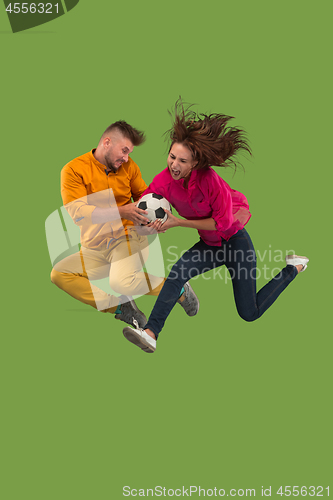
175, 217, 217, 231
154, 209, 217, 232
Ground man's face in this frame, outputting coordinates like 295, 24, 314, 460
104, 135, 134, 172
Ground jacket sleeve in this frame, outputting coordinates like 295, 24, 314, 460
129, 160, 148, 202
61, 165, 96, 226
209, 181, 234, 236
207, 174, 251, 237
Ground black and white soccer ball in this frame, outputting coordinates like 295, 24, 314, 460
137, 193, 172, 224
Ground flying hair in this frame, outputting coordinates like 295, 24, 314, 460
165, 98, 252, 171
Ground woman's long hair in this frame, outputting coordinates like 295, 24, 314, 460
165, 98, 252, 171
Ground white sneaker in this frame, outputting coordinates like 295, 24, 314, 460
285, 254, 309, 272
123, 319, 156, 353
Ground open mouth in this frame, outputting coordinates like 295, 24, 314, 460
171, 168, 180, 177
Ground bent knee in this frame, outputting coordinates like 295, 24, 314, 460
109, 275, 134, 295
237, 308, 259, 322
50, 268, 60, 285
50, 268, 71, 289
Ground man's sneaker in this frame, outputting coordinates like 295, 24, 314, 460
115, 295, 147, 328
285, 254, 309, 272
177, 282, 199, 316
123, 319, 156, 353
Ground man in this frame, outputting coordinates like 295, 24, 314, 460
51, 121, 198, 328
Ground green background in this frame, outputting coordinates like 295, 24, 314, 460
1, 1, 332, 498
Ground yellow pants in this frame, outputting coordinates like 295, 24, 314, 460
50, 233, 165, 313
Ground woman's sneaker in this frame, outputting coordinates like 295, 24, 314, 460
123, 319, 156, 353
285, 254, 309, 272
177, 282, 199, 316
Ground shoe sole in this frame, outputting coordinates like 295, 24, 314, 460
123, 327, 155, 353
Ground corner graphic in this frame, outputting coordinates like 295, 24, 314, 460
3, 1, 79, 33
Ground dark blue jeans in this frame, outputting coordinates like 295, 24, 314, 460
144, 229, 298, 337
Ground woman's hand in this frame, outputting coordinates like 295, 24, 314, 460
136, 220, 166, 235
159, 209, 218, 232
159, 209, 180, 231
137, 209, 179, 234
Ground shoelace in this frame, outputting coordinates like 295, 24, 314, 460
132, 318, 141, 330
132, 317, 155, 351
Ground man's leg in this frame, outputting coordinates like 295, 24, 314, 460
108, 233, 166, 297
51, 248, 119, 313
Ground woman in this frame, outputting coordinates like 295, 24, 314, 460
123, 100, 309, 353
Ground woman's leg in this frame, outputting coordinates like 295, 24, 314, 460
225, 229, 298, 321
145, 239, 223, 337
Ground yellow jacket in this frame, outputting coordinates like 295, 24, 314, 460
61, 150, 147, 249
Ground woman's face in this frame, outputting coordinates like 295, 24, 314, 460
167, 143, 197, 181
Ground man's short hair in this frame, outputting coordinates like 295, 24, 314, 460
102, 121, 146, 146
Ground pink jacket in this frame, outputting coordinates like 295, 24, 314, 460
143, 167, 251, 246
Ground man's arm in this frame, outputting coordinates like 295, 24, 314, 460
129, 159, 149, 202
61, 165, 96, 225
62, 158, 150, 226
91, 204, 149, 225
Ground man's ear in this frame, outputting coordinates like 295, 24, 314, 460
103, 136, 112, 149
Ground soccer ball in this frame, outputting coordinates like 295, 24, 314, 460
137, 193, 172, 224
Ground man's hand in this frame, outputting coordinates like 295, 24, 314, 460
119, 202, 150, 225
136, 219, 167, 235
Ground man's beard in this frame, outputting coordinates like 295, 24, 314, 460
104, 155, 119, 173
